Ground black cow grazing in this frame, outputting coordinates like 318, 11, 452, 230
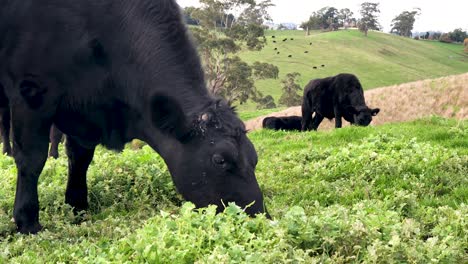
301, 73, 380, 131
283, 38, 287, 42
321, 64, 325, 67
304, 51, 309, 53
290, 38, 294, 40
277, 52, 280, 54
309, 42, 312, 45
273, 40, 276, 43
0, 0, 267, 234
274, 48, 278, 50
262, 116, 302, 131
288, 55, 292, 58
313, 66, 317, 69
272, 36, 275, 38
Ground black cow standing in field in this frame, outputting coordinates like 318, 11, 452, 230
0, 0, 267, 234
301, 73, 380, 131
262, 116, 302, 131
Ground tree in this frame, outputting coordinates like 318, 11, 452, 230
279, 72, 302, 107
183, 7, 200, 25
254, 93, 277, 109
338, 8, 354, 29
277, 24, 288, 30
390, 9, 420, 37
448, 28, 468, 43
189, 0, 275, 105
219, 56, 255, 105
323, 7, 339, 30
301, 6, 339, 33
358, 2, 381, 36
301, 13, 322, 34
424, 32, 430, 39
252, 62, 279, 79
439, 33, 452, 43
432, 32, 442, 40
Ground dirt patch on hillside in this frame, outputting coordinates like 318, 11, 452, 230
245, 73, 468, 131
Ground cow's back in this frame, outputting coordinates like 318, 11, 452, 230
0, 0, 205, 103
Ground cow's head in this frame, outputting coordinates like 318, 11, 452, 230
151, 94, 267, 217
348, 106, 380, 126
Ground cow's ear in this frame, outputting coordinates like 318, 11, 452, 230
151, 94, 191, 142
371, 108, 380, 116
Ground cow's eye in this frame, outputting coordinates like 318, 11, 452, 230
212, 154, 227, 168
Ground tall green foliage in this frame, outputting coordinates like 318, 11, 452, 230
358, 2, 381, 36
279, 72, 302, 107
390, 9, 420, 37
189, 0, 277, 105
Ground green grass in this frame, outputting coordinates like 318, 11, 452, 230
238, 29, 468, 111
238, 107, 286, 121
0, 117, 467, 262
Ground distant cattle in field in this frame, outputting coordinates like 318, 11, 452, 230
274, 48, 277, 50
283, 38, 287, 41
273, 40, 276, 43
304, 51, 308, 53
301, 73, 380, 131
309, 42, 312, 45
288, 55, 292, 57
290, 38, 294, 40
272, 36, 275, 38
313, 66, 317, 69
262, 116, 302, 131
277, 52, 280, 54
321, 64, 325, 67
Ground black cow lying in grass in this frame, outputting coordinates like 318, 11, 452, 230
0, 0, 267, 234
262, 116, 302, 131
301, 73, 380, 131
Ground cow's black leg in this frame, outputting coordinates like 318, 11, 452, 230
0, 83, 12, 156
11, 108, 51, 234
48, 125, 63, 159
334, 107, 343, 128
65, 136, 95, 213
311, 114, 324, 130
301, 100, 313, 131
0, 107, 12, 156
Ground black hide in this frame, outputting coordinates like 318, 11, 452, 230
0, 0, 266, 234
301, 73, 380, 131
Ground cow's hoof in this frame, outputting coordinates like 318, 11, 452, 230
65, 196, 89, 214
17, 222, 43, 234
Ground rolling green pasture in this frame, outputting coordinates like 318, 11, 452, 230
0, 117, 466, 262
239, 29, 468, 110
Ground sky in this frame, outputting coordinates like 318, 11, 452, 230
176, 0, 468, 33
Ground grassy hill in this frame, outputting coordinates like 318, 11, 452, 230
239, 29, 468, 111
1, 117, 466, 262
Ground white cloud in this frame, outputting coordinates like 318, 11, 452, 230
176, 0, 468, 32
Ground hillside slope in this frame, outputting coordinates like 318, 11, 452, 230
239, 29, 468, 110
245, 72, 468, 131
